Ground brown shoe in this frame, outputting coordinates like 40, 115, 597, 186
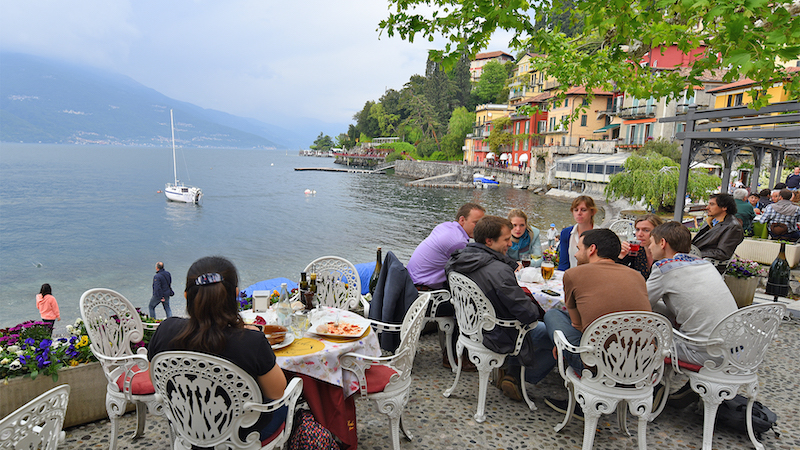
500, 375, 523, 402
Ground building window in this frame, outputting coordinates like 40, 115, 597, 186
580, 115, 587, 126
582, 98, 589, 107
564, 98, 569, 108
525, 121, 529, 134
557, 162, 569, 171
735, 93, 744, 106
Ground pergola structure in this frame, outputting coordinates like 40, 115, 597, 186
660, 101, 800, 222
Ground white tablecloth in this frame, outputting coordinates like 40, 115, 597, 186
518, 269, 568, 313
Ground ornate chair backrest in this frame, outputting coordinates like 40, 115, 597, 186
579, 312, 673, 389
447, 272, 499, 345
151, 351, 300, 449
606, 219, 635, 239
0, 385, 70, 450
388, 293, 431, 385
704, 303, 786, 375
304, 256, 362, 311
79, 288, 146, 382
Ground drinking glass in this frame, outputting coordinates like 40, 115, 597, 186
290, 312, 310, 337
541, 261, 555, 287
628, 239, 641, 257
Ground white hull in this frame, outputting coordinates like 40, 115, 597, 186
165, 183, 202, 203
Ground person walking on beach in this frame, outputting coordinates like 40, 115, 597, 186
36, 283, 60, 335
149, 261, 174, 318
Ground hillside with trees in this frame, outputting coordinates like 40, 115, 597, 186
321, 55, 513, 161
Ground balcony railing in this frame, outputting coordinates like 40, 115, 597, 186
618, 105, 656, 119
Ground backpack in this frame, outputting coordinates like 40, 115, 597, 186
715, 394, 779, 439
288, 409, 339, 450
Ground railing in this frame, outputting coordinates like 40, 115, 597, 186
618, 105, 656, 119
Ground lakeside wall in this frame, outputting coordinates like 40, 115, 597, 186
394, 160, 531, 186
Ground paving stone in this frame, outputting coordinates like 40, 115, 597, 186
62, 317, 800, 449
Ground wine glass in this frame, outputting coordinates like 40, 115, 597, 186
541, 261, 555, 288
290, 312, 309, 338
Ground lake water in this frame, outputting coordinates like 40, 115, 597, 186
0, 143, 583, 331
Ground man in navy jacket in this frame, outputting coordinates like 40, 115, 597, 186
148, 261, 173, 318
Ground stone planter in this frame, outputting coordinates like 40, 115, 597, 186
723, 275, 760, 308
0, 362, 109, 428
734, 238, 800, 268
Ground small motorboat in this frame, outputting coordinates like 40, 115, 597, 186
473, 173, 499, 188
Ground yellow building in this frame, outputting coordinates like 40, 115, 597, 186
507, 53, 551, 107
464, 104, 511, 163
708, 67, 799, 108
541, 87, 615, 146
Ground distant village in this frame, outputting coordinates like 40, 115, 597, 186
321, 46, 799, 195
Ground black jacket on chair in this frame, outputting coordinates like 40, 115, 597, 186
368, 251, 419, 352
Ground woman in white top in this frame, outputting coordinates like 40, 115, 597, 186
557, 195, 597, 271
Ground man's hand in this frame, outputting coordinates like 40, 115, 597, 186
161, 297, 165, 302
516, 261, 523, 272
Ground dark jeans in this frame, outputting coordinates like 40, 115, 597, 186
543, 309, 583, 374
769, 230, 800, 241
148, 295, 172, 318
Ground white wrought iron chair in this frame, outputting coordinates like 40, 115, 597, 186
305, 256, 368, 313
150, 351, 303, 450
444, 272, 537, 422
0, 385, 70, 450
423, 289, 458, 372
339, 292, 431, 450
606, 219, 635, 239
79, 288, 165, 450
656, 303, 786, 450
552, 311, 673, 450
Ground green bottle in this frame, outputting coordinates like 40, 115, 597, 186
368, 247, 382, 295
765, 242, 790, 301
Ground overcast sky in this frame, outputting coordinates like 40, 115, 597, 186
1, 0, 513, 132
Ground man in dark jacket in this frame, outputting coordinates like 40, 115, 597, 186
148, 261, 173, 318
691, 193, 744, 271
445, 216, 553, 401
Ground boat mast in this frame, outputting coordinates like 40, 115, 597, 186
170, 109, 178, 186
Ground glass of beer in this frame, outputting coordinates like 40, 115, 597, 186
541, 261, 555, 287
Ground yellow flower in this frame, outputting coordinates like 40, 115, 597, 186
70, 360, 79, 367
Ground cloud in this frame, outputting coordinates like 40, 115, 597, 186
1, 0, 513, 131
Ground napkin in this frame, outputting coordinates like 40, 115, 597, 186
517, 267, 544, 283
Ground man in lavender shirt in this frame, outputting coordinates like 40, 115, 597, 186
407, 202, 485, 369
408, 203, 486, 289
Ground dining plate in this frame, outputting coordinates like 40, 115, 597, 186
271, 332, 295, 350
309, 311, 371, 338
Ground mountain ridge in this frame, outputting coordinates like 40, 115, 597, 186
0, 53, 342, 149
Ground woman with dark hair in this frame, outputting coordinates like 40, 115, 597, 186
36, 283, 60, 335
148, 256, 287, 442
617, 214, 664, 279
557, 195, 597, 271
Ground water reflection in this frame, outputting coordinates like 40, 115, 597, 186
164, 201, 203, 227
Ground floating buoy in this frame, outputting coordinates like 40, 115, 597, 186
156, 190, 162, 193
270, 163, 274, 166
304, 189, 312, 195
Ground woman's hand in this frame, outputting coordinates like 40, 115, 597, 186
618, 240, 631, 259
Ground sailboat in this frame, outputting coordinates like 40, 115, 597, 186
164, 109, 202, 203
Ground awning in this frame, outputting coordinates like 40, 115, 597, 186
486, 152, 496, 159
519, 153, 529, 162
499, 153, 509, 160
593, 123, 621, 134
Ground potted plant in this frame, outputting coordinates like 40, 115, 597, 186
723, 255, 767, 308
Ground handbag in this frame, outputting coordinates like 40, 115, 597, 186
288, 409, 339, 450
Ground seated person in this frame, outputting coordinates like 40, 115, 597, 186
756, 188, 772, 212
507, 209, 543, 268
557, 195, 597, 271
544, 229, 650, 375
148, 256, 288, 443
617, 214, 663, 279
749, 192, 762, 215
691, 193, 744, 270
647, 222, 737, 365
756, 188, 800, 241
733, 188, 755, 236
407, 202, 485, 369
445, 216, 553, 401
407, 202, 485, 290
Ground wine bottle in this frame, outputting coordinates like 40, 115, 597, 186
308, 273, 317, 310
765, 242, 790, 301
299, 272, 309, 310
276, 283, 292, 327
369, 247, 382, 295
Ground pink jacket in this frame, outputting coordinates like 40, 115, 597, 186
36, 294, 60, 320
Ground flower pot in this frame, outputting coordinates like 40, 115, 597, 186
723, 274, 760, 308
734, 238, 800, 268
0, 361, 111, 428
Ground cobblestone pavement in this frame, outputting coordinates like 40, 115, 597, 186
62, 316, 800, 450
